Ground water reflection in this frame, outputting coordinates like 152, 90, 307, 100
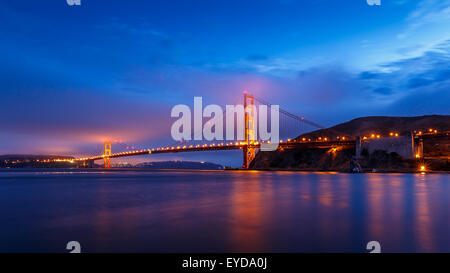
0, 171, 448, 252
228, 172, 268, 252
365, 174, 388, 244
413, 174, 434, 252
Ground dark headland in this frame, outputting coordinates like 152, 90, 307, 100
251, 115, 450, 173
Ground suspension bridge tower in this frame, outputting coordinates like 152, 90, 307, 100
104, 141, 112, 169
243, 93, 256, 169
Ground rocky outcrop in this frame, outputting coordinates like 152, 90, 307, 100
251, 147, 355, 171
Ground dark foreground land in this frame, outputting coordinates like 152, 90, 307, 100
252, 115, 450, 173
252, 146, 450, 173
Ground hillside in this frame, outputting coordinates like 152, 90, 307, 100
296, 115, 450, 140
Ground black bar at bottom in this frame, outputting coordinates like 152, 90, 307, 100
0, 253, 447, 272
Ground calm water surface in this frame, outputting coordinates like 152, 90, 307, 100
0, 170, 448, 253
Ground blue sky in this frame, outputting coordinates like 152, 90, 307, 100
0, 0, 449, 166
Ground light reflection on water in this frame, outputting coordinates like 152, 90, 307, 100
0, 170, 448, 252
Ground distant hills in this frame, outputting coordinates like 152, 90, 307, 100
0, 155, 224, 170
0, 154, 75, 168
0, 154, 74, 160
296, 115, 450, 139
134, 161, 223, 170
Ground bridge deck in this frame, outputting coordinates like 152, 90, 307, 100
73, 132, 449, 163
76, 140, 356, 162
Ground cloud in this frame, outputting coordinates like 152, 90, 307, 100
373, 87, 393, 94
359, 71, 385, 80
260, 39, 450, 123
398, 0, 450, 39
389, 84, 450, 115
360, 40, 450, 89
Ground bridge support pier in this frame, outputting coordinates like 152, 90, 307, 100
87, 160, 94, 168
79, 159, 95, 168
243, 146, 256, 169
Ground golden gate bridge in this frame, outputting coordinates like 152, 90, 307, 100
67, 93, 355, 169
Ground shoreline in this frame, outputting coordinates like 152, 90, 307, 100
0, 167, 448, 174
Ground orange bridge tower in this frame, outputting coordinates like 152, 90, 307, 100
243, 93, 256, 169
104, 141, 112, 168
